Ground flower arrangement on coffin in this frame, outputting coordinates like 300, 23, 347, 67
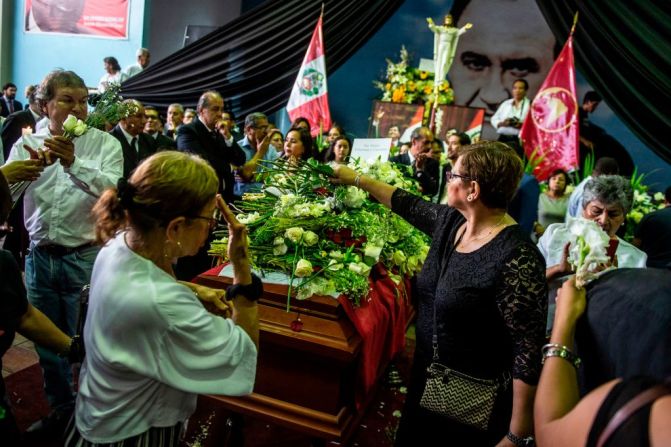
209, 159, 431, 308
373, 46, 454, 118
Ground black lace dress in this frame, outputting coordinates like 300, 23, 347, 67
392, 190, 547, 446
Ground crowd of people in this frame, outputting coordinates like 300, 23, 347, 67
0, 61, 669, 447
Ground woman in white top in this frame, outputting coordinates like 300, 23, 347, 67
66, 151, 259, 446
538, 175, 646, 331
97, 57, 126, 93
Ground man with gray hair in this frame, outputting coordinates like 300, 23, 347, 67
176, 91, 245, 204
234, 112, 279, 196
389, 126, 440, 196
123, 48, 150, 78
163, 103, 183, 139
5, 69, 122, 436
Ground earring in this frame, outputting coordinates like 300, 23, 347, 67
467, 194, 474, 202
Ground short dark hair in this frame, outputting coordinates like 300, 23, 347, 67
2, 83, 17, 91
513, 79, 528, 90
592, 157, 619, 176
291, 116, 311, 129
583, 91, 602, 104
103, 57, 121, 72
548, 169, 570, 193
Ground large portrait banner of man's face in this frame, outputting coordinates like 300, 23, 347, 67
24, 0, 130, 39
448, 0, 556, 139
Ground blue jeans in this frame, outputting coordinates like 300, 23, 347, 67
25, 244, 99, 410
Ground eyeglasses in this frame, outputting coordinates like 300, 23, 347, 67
188, 211, 220, 230
445, 171, 477, 183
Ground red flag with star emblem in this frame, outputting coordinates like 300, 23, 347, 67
520, 34, 579, 181
286, 12, 332, 137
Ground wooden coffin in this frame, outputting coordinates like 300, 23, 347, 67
194, 272, 368, 443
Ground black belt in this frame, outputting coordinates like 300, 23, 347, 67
38, 242, 96, 257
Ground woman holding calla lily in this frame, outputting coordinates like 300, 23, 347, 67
538, 175, 647, 331
538, 175, 647, 282
331, 141, 547, 447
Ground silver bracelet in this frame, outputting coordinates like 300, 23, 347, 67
542, 343, 581, 369
354, 174, 362, 188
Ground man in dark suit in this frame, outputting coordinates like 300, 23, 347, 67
177, 91, 246, 204
389, 126, 440, 197
2, 87, 43, 160
143, 106, 176, 150
109, 99, 156, 179
1, 83, 23, 118
175, 91, 246, 281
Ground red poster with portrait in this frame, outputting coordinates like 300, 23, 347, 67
24, 0, 130, 39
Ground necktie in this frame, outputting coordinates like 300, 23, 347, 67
8, 99, 14, 114
130, 137, 138, 154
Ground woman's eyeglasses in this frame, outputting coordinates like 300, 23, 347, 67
188, 211, 221, 230
445, 171, 477, 183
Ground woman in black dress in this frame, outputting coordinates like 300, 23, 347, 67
332, 141, 547, 446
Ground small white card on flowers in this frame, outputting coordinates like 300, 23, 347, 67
351, 138, 392, 163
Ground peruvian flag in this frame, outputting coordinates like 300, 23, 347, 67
520, 33, 579, 181
287, 13, 332, 136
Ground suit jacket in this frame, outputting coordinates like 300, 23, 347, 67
146, 131, 177, 151
176, 118, 246, 203
389, 152, 440, 197
1, 109, 37, 160
0, 97, 23, 118
110, 125, 157, 179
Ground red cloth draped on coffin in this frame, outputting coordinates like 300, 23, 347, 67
200, 263, 413, 409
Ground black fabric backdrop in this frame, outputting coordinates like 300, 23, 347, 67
536, 1, 671, 166
121, 0, 403, 122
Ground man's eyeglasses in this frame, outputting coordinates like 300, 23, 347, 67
445, 171, 477, 183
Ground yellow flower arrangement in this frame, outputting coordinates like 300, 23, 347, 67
373, 46, 454, 108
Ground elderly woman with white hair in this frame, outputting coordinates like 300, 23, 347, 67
538, 175, 647, 330
539, 175, 647, 276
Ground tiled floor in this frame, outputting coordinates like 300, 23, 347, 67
2, 333, 39, 378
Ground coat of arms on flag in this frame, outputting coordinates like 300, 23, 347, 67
287, 11, 332, 136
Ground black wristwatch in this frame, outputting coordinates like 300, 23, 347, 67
507, 431, 535, 447
226, 273, 263, 302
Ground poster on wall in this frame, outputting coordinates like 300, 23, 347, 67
24, 0, 130, 39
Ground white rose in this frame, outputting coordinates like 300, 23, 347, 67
342, 186, 367, 208
391, 250, 406, 266
294, 259, 313, 277
73, 120, 87, 136
327, 259, 343, 271
273, 243, 288, 255
329, 250, 344, 260
284, 227, 304, 243
62, 114, 78, 132
303, 231, 319, 246
348, 262, 371, 276
364, 244, 383, 262
238, 212, 261, 225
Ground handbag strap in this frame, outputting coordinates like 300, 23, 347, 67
596, 381, 671, 447
431, 227, 464, 362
